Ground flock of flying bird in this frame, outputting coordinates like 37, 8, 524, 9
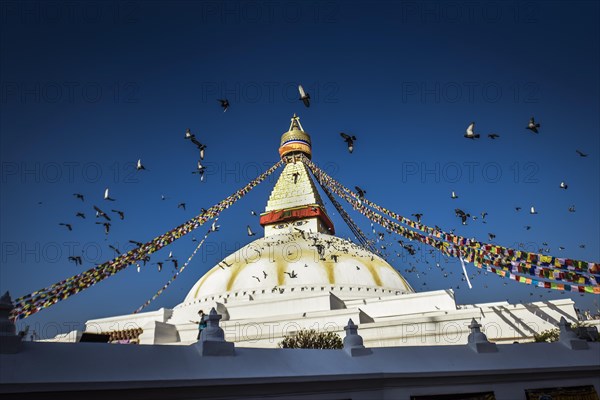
464, 117, 589, 157
46, 84, 593, 306
458, 116, 589, 247
217, 84, 361, 154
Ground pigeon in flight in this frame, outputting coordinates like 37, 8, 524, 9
218, 99, 229, 112
488, 233, 496, 241
559, 182, 568, 189
157, 262, 163, 272
73, 193, 85, 201
59, 223, 73, 231
178, 203, 186, 210
487, 133, 500, 139
108, 245, 121, 255
263, 271, 268, 279
298, 85, 310, 108
75, 212, 86, 219
247, 225, 255, 236
198, 143, 207, 160
451, 191, 458, 199
68, 256, 82, 265
411, 213, 423, 223
129, 240, 143, 247
568, 205, 576, 213
111, 209, 125, 220
454, 209, 470, 225
524, 225, 531, 230
576, 150, 588, 157
515, 207, 522, 212
104, 188, 115, 201
192, 161, 206, 181
464, 122, 480, 139
251, 210, 257, 216
211, 221, 220, 232
526, 117, 540, 133
136, 159, 146, 171
93, 205, 111, 221
189, 135, 207, 160
96, 222, 111, 234
530, 206, 538, 215
355, 186, 367, 198
340, 133, 357, 153
252, 276, 260, 282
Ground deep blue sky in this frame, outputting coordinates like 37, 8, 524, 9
1, 1, 599, 338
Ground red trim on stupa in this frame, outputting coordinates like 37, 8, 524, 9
260, 205, 335, 234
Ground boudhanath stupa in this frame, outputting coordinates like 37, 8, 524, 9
3, 115, 599, 399
45, 115, 594, 347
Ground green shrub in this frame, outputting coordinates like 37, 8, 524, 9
533, 321, 599, 343
279, 329, 343, 349
534, 328, 560, 343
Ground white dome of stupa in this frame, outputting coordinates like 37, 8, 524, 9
182, 231, 413, 303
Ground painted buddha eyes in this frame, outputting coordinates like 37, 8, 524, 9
274, 220, 307, 229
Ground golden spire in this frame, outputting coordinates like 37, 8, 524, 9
261, 115, 334, 236
279, 114, 312, 159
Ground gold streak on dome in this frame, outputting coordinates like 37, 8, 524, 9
279, 114, 312, 159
